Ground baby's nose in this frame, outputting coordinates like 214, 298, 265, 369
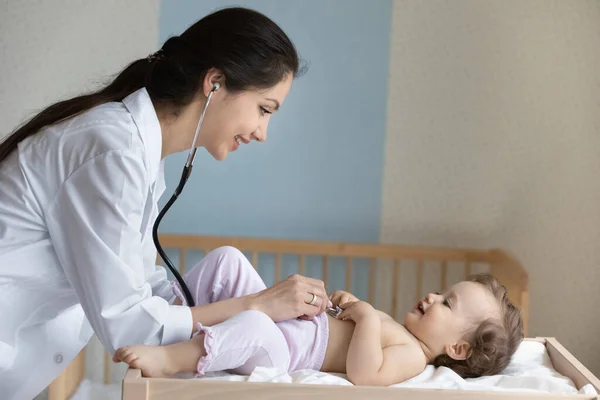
425, 293, 436, 303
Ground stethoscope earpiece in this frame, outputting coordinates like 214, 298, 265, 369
153, 78, 221, 308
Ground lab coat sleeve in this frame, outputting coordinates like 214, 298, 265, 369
45, 150, 193, 353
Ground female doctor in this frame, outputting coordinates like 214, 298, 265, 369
0, 7, 328, 400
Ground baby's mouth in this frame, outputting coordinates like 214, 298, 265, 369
418, 301, 425, 315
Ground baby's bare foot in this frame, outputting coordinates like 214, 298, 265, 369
115, 345, 177, 378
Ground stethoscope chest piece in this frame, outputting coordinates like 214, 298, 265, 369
326, 305, 343, 318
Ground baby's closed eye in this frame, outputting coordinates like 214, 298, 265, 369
435, 292, 452, 309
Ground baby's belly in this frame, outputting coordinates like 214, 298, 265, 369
320, 314, 355, 373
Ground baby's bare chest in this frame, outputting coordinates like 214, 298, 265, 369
379, 314, 414, 347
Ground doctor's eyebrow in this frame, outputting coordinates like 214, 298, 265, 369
265, 98, 280, 111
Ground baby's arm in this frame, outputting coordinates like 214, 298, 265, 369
353, 344, 426, 386
342, 302, 383, 384
339, 301, 425, 386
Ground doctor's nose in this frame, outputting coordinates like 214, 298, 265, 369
252, 129, 266, 142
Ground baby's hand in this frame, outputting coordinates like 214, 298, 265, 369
329, 290, 359, 307
337, 301, 376, 323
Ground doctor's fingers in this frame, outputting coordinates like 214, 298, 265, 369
298, 300, 325, 319
287, 274, 327, 313
288, 273, 326, 291
302, 290, 325, 309
289, 285, 325, 317
305, 285, 328, 314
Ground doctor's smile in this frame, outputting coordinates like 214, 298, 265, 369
0, 7, 315, 399
0, 2, 555, 398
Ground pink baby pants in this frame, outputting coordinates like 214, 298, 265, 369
172, 246, 329, 376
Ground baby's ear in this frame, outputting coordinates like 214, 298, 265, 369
444, 340, 472, 361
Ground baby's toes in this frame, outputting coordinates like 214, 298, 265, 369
128, 357, 144, 370
113, 349, 127, 363
115, 347, 128, 361
116, 347, 136, 364
124, 352, 139, 365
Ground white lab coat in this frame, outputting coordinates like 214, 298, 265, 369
0, 88, 193, 400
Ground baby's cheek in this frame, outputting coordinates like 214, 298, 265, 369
444, 321, 466, 339
418, 314, 435, 331
427, 312, 449, 332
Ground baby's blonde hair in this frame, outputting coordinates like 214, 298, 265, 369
433, 273, 524, 378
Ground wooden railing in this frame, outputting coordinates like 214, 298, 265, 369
49, 234, 529, 399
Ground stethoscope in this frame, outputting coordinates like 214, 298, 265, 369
152, 82, 222, 307
151, 84, 342, 317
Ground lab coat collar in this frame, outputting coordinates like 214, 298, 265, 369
122, 88, 163, 192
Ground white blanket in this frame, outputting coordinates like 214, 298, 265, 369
71, 341, 598, 399
197, 341, 597, 396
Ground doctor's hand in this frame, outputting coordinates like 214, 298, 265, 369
248, 274, 328, 322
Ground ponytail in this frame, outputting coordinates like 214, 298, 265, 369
0, 58, 149, 164
0, 7, 304, 165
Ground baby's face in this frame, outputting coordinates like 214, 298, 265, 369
404, 281, 500, 358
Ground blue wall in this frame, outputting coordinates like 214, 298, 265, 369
158, 0, 392, 243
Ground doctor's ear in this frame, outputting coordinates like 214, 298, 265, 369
202, 68, 225, 97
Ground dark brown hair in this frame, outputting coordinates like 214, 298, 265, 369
0, 7, 305, 164
433, 273, 524, 378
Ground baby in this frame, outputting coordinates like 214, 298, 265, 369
114, 246, 524, 386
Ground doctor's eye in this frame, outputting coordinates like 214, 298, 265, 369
259, 106, 272, 116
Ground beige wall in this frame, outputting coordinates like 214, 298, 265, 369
381, 0, 600, 375
2, 0, 598, 391
0, 0, 159, 139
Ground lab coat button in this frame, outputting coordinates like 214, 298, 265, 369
54, 353, 63, 364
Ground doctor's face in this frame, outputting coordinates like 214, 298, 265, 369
200, 73, 293, 161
